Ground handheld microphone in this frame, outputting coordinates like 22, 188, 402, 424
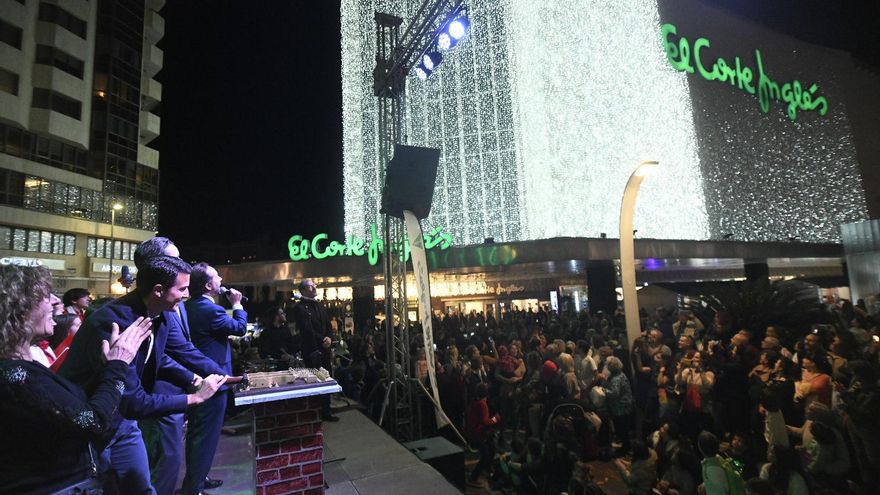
119, 265, 135, 288
219, 286, 248, 303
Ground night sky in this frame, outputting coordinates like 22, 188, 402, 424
157, 1, 343, 259
155, 1, 878, 261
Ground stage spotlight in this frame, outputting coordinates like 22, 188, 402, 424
422, 52, 442, 71
448, 17, 468, 40
437, 32, 452, 50
414, 66, 430, 81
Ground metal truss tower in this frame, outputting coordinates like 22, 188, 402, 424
373, 0, 465, 442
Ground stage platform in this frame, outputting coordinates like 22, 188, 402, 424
324, 410, 461, 495
179, 408, 461, 495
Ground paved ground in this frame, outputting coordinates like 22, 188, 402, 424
180, 403, 631, 494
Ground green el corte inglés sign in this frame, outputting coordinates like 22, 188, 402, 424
288, 223, 453, 266
661, 23, 828, 121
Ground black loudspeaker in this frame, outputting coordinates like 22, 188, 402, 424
381, 144, 440, 220
402, 436, 465, 488
587, 260, 617, 314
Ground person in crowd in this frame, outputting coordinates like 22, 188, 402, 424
495, 344, 524, 446
558, 352, 581, 400
466, 382, 499, 488
293, 278, 338, 421
0, 265, 152, 494
48, 313, 82, 372
132, 236, 228, 495
758, 392, 789, 450
677, 351, 715, 439
180, 263, 247, 495
575, 339, 598, 389
765, 357, 798, 425
673, 311, 704, 339
63, 287, 91, 322
602, 356, 634, 455
837, 360, 880, 489
801, 420, 850, 491
748, 350, 778, 385
794, 352, 832, 411
698, 430, 745, 495
614, 440, 658, 495
657, 448, 697, 495
257, 307, 296, 361
58, 255, 226, 493
758, 444, 809, 495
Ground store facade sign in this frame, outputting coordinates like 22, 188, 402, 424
92, 263, 138, 275
287, 223, 453, 266
661, 23, 828, 121
1, 256, 65, 271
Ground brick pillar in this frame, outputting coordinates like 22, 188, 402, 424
253, 395, 326, 495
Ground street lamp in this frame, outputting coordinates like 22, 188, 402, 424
108, 202, 123, 292
619, 160, 658, 352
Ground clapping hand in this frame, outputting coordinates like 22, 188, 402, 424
102, 318, 153, 365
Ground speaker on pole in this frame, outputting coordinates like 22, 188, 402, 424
381, 144, 441, 220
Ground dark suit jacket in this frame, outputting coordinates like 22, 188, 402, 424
153, 303, 226, 395
184, 296, 247, 380
292, 298, 332, 368
58, 292, 224, 422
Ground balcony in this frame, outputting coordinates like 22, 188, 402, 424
139, 111, 160, 144
141, 76, 162, 111
144, 9, 165, 44
138, 144, 159, 168
142, 44, 163, 79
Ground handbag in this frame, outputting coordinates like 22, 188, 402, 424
682, 382, 702, 412
589, 386, 606, 409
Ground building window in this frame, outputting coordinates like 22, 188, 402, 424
0, 68, 18, 95
38, 3, 87, 40
87, 237, 135, 260
35, 45, 85, 79
0, 123, 90, 176
0, 168, 24, 207
0, 18, 22, 49
1, 170, 158, 231
32, 88, 82, 120
0, 225, 76, 255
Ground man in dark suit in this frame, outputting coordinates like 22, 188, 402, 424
58, 256, 226, 494
181, 262, 247, 495
133, 237, 227, 495
292, 278, 338, 421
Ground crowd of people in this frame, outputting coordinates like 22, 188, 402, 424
4, 242, 880, 495
315, 301, 880, 494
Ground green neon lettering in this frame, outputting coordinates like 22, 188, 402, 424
693, 37, 717, 80
311, 233, 330, 259
287, 235, 310, 261
288, 223, 452, 266
367, 223, 383, 266
663, 24, 828, 121
661, 24, 693, 73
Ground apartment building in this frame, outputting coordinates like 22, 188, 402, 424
0, 0, 164, 295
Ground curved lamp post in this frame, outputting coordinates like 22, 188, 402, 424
620, 161, 658, 352
108, 202, 123, 293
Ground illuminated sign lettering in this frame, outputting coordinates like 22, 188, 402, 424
1, 257, 66, 270
661, 24, 828, 121
288, 223, 452, 265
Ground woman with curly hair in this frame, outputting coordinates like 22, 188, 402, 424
0, 265, 152, 494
